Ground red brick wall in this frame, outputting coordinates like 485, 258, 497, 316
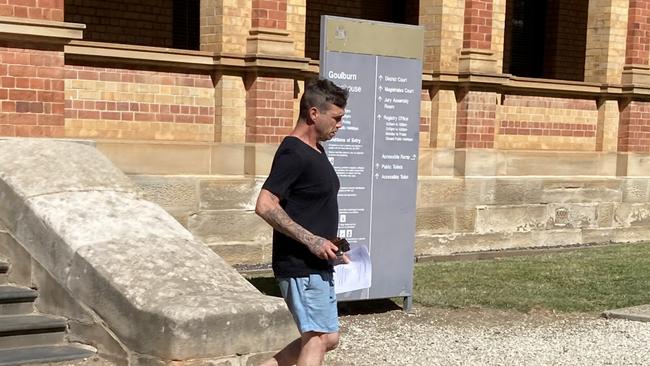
252, 0, 287, 29
463, 0, 493, 50
619, 101, 650, 152
0, 42, 65, 137
64, 0, 173, 48
626, 0, 650, 65
456, 91, 496, 148
305, 0, 419, 60
500, 96, 596, 138
499, 121, 596, 137
64, 64, 214, 141
246, 77, 294, 143
0, 0, 63, 21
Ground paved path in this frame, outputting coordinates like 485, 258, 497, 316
604, 304, 650, 323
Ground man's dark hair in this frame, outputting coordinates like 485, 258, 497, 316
299, 78, 349, 121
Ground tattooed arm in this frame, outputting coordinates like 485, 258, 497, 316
255, 188, 340, 261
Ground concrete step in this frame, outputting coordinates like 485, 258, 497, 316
0, 315, 66, 348
0, 286, 37, 315
0, 344, 96, 366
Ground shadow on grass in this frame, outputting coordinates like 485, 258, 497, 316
338, 299, 403, 315
246, 276, 404, 315
247, 277, 282, 297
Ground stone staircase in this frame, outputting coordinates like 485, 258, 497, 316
0, 257, 95, 366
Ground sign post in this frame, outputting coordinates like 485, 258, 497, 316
320, 16, 424, 311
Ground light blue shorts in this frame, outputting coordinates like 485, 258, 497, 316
277, 273, 339, 334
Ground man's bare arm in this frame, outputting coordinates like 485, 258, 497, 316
255, 188, 339, 260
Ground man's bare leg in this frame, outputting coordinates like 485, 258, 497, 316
297, 332, 327, 366
259, 338, 301, 366
259, 332, 340, 366
297, 331, 340, 366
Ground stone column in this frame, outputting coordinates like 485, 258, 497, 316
458, 0, 498, 74
618, 1, 650, 157
245, 0, 297, 145
584, 0, 628, 84
201, 0, 250, 145
584, 1, 628, 156
245, 76, 294, 144
419, 0, 464, 150
596, 99, 620, 152
455, 89, 497, 149
419, 0, 465, 75
247, 0, 295, 56
286, 0, 307, 58
622, 0, 650, 85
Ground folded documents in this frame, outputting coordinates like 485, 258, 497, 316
333, 245, 372, 294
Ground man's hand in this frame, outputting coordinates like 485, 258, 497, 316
257, 189, 343, 260
306, 238, 340, 261
333, 253, 350, 265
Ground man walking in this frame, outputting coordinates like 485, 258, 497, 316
256, 78, 349, 366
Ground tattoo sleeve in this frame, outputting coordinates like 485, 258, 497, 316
260, 206, 325, 254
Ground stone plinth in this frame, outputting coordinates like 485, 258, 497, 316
0, 138, 296, 364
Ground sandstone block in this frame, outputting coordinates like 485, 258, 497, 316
475, 205, 547, 234
416, 207, 455, 235
131, 175, 199, 212
546, 203, 598, 229
624, 153, 650, 176
596, 203, 615, 227
208, 243, 271, 266
452, 206, 476, 232
530, 229, 582, 247
613, 203, 650, 227
188, 210, 271, 243
97, 141, 212, 175
621, 178, 650, 203
210, 144, 247, 174
541, 178, 622, 203
541, 187, 622, 203
417, 178, 483, 207
489, 178, 543, 205
582, 228, 616, 244
498, 151, 617, 176
415, 231, 536, 256
605, 226, 650, 243
199, 179, 261, 210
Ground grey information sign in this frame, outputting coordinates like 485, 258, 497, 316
319, 16, 423, 308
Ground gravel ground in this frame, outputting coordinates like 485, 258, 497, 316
325, 305, 650, 366
25, 304, 650, 366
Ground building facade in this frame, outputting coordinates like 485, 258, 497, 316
2, 0, 650, 265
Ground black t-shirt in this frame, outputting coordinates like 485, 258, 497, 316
262, 136, 340, 277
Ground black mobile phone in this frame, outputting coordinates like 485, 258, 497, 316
332, 237, 350, 256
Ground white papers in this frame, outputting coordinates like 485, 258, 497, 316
333, 245, 372, 294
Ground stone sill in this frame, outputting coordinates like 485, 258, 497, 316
425, 72, 650, 99
65, 40, 312, 74
65, 41, 215, 70
0, 16, 84, 42
59, 40, 650, 98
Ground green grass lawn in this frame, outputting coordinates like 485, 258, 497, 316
413, 243, 650, 313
